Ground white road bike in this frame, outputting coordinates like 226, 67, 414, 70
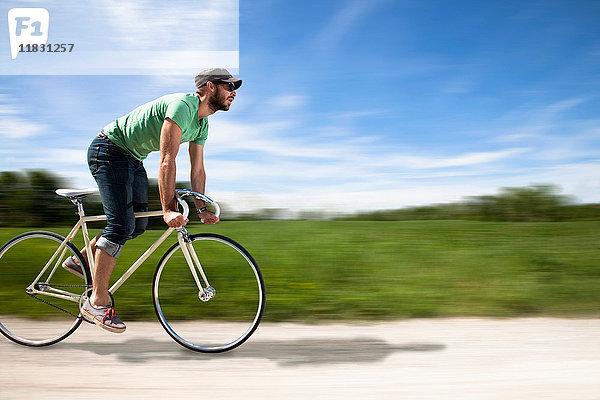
0, 188, 265, 353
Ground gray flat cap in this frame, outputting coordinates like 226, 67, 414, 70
195, 68, 242, 90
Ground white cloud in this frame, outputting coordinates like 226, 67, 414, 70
442, 79, 474, 94
0, 147, 87, 170
496, 97, 589, 127
265, 95, 307, 109
542, 97, 588, 115
373, 148, 528, 169
100, 0, 238, 50
0, 117, 45, 139
311, 0, 383, 52
334, 110, 388, 119
207, 119, 361, 160
0, 95, 46, 139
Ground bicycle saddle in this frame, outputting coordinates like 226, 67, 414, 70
55, 188, 100, 199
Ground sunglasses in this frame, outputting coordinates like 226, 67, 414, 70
212, 81, 236, 91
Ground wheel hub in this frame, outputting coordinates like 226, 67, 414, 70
199, 286, 216, 302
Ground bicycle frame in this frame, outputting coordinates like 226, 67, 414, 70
26, 190, 219, 303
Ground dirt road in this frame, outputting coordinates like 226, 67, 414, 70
0, 318, 598, 399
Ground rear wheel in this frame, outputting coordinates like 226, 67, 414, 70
153, 233, 265, 353
0, 231, 92, 346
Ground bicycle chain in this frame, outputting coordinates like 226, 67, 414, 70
27, 282, 94, 324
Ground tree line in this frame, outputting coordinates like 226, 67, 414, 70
0, 170, 598, 227
343, 184, 599, 222
0, 170, 178, 228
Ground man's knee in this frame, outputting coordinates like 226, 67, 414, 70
130, 217, 148, 239
130, 202, 148, 239
96, 236, 124, 258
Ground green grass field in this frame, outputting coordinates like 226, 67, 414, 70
0, 220, 598, 321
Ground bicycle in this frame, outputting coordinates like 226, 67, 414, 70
0, 188, 266, 353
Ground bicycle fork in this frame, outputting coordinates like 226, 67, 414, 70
176, 227, 216, 302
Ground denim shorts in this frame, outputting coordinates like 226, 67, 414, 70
87, 134, 149, 258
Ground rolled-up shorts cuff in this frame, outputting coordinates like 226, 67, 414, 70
96, 236, 123, 259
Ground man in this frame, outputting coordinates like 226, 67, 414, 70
63, 68, 241, 333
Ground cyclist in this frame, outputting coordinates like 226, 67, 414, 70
62, 68, 241, 333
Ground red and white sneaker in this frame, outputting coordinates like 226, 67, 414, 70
81, 299, 126, 333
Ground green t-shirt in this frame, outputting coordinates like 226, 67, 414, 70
102, 93, 208, 161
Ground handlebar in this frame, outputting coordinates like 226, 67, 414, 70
175, 189, 221, 221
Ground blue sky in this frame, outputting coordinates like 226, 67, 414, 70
0, 0, 599, 212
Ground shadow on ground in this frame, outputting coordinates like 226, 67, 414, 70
55, 337, 445, 366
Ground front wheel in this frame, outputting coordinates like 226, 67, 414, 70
153, 233, 265, 353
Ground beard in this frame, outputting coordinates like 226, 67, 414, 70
208, 91, 231, 111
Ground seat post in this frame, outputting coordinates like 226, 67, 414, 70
72, 198, 85, 218
73, 197, 95, 272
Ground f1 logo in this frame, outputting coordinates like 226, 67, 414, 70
7, 8, 49, 59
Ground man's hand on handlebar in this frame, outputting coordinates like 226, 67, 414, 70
198, 210, 220, 225
163, 210, 189, 228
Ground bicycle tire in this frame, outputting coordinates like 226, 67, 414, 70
153, 233, 265, 353
0, 231, 92, 347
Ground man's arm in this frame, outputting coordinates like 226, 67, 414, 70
188, 142, 206, 208
159, 118, 188, 227
189, 141, 219, 224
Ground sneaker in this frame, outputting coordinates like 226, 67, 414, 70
62, 256, 84, 279
81, 299, 126, 333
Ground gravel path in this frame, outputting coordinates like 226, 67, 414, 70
1, 318, 599, 399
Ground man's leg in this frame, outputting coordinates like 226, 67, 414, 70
63, 233, 100, 278
80, 234, 101, 265
81, 234, 127, 332
131, 160, 149, 239
82, 135, 133, 332
91, 160, 147, 306
90, 247, 117, 307
81, 247, 124, 333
